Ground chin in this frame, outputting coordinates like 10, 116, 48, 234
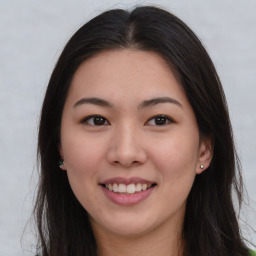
90, 213, 157, 238
107, 224, 152, 238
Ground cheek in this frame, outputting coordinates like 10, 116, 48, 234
150, 132, 199, 180
62, 134, 105, 174
64, 141, 103, 214
151, 134, 198, 211
61, 138, 104, 203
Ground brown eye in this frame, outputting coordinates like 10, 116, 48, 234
155, 116, 168, 125
82, 115, 110, 126
146, 115, 173, 126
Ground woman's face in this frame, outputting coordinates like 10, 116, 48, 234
60, 49, 212, 238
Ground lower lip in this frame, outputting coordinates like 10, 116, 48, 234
101, 185, 155, 206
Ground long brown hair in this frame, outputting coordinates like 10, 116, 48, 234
35, 6, 249, 256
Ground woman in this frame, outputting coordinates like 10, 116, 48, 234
34, 6, 255, 256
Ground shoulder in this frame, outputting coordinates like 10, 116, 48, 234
250, 250, 256, 256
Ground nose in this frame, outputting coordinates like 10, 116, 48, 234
106, 123, 147, 168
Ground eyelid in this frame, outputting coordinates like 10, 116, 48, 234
80, 114, 174, 126
145, 114, 174, 126
80, 114, 110, 126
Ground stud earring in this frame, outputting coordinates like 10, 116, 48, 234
200, 164, 204, 169
59, 159, 64, 168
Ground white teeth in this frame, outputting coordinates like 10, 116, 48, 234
105, 183, 154, 193
113, 183, 118, 192
118, 184, 126, 193
136, 183, 142, 192
142, 184, 147, 191
127, 184, 136, 194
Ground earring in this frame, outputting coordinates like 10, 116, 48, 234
200, 164, 204, 169
59, 159, 64, 168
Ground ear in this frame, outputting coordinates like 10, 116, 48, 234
59, 144, 66, 171
196, 136, 213, 174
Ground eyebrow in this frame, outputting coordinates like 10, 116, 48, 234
139, 97, 182, 109
73, 96, 182, 109
73, 97, 113, 108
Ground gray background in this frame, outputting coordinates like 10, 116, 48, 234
0, 0, 255, 255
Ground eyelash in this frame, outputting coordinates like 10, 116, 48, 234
81, 114, 174, 126
145, 115, 174, 126
81, 115, 110, 126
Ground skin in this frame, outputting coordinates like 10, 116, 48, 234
60, 49, 212, 256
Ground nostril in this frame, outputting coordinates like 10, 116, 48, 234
113, 161, 120, 166
112, 160, 139, 167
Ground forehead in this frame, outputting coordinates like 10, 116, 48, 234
66, 49, 188, 107
72, 49, 179, 84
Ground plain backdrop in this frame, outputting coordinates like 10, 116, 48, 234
0, 0, 255, 255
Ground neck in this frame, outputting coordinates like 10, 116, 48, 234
92, 218, 184, 256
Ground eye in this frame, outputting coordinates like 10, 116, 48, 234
81, 115, 110, 126
146, 115, 174, 126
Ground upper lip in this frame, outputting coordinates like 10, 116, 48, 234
100, 176, 156, 185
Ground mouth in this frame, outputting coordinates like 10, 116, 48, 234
101, 183, 157, 195
99, 177, 157, 205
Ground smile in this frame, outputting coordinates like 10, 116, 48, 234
103, 183, 156, 194
100, 177, 157, 206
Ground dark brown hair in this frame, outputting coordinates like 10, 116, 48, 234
35, 6, 250, 256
